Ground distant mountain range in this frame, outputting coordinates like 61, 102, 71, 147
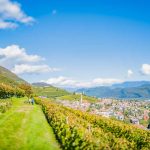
76, 81, 150, 99
3, 64, 150, 99
112, 81, 150, 88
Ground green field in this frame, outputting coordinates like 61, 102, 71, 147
0, 97, 60, 150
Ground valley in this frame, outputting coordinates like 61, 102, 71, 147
0, 66, 150, 149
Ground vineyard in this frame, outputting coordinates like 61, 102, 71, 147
0, 83, 33, 113
0, 83, 25, 99
0, 83, 24, 113
0, 99, 12, 113
35, 97, 150, 150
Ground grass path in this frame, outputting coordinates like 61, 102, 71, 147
0, 97, 60, 150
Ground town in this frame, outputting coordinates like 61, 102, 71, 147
57, 95, 150, 130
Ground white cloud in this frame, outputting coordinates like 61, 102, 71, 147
41, 77, 124, 88
127, 69, 133, 77
0, 19, 17, 29
0, 44, 61, 75
141, 64, 150, 75
12, 64, 60, 75
0, 45, 43, 64
92, 78, 123, 86
41, 76, 77, 87
0, 0, 34, 29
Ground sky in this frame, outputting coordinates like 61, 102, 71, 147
0, 0, 150, 88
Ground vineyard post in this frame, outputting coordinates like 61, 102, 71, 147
66, 116, 69, 124
88, 124, 91, 132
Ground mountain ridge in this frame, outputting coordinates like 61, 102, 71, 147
0, 66, 27, 85
76, 81, 150, 99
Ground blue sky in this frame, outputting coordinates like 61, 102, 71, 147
0, 0, 150, 87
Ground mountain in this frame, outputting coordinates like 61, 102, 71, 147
2, 65, 150, 99
77, 81, 150, 99
0, 66, 26, 85
32, 83, 70, 98
0, 66, 70, 98
32, 82, 52, 87
112, 81, 150, 88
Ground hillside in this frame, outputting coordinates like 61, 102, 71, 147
58, 94, 97, 102
32, 85, 70, 98
0, 66, 69, 98
77, 83, 150, 99
35, 98, 150, 149
0, 66, 26, 85
32, 82, 98, 101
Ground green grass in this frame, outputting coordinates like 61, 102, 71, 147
0, 97, 60, 150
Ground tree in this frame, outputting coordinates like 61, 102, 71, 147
16, 88, 25, 98
0, 83, 15, 99
19, 84, 33, 99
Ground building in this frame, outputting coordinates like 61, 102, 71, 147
130, 118, 139, 125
